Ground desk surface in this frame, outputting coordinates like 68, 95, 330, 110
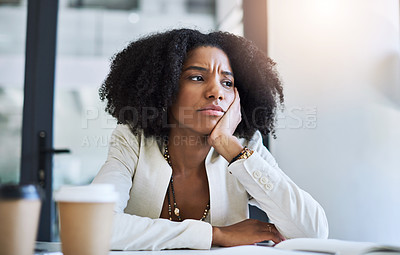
34, 242, 320, 255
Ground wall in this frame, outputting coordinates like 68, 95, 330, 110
268, 0, 400, 244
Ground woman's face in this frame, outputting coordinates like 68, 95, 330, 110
169, 46, 235, 135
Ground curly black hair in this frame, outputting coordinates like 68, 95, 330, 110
99, 28, 284, 140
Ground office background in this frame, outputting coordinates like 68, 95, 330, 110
0, 0, 399, 245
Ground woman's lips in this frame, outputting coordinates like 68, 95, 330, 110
199, 109, 224, 116
198, 105, 225, 116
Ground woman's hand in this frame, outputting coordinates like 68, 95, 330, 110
208, 87, 242, 142
212, 219, 286, 247
208, 87, 244, 162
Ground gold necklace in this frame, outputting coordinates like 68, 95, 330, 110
163, 142, 210, 221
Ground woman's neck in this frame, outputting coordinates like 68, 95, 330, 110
167, 128, 211, 177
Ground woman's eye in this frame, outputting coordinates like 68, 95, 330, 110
222, 80, 233, 87
190, 75, 204, 81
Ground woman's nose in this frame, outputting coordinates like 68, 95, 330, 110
205, 78, 224, 100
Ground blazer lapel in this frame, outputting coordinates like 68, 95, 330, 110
126, 137, 171, 219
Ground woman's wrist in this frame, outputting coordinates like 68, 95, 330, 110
209, 134, 243, 162
229, 146, 254, 165
212, 226, 223, 246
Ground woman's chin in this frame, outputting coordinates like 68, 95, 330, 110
172, 120, 218, 137
200, 123, 218, 135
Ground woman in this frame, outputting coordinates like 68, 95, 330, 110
93, 28, 328, 250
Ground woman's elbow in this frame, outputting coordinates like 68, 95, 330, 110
310, 210, 329, 239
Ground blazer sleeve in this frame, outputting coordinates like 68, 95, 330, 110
92, 125, 212, 251
227, 131, 329, 239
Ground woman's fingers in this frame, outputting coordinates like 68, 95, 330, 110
262, 223, 285, 244
218, 87, 241, 135
212, 219, 285, 247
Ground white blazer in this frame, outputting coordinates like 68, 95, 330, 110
92, 124, 329, 250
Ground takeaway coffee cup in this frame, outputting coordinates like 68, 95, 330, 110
0, 184, 41, 255
54, 184, 118, 255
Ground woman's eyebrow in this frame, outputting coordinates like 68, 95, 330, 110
182, 66, 207, 72
183, 66, 234, 77
222, 70, 234, 77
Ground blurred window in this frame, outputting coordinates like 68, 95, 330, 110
186, 0, 215, 14
0, 0, 26, 184
68, 0, 140, 10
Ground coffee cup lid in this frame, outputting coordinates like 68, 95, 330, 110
0, 184, 40, 200
54, 184, 118, 203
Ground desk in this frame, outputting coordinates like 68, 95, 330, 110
34, 242, 321, 255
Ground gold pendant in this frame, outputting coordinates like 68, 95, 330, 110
174, 207, 180, 216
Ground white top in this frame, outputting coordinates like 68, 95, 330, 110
92, 124, 329, 251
